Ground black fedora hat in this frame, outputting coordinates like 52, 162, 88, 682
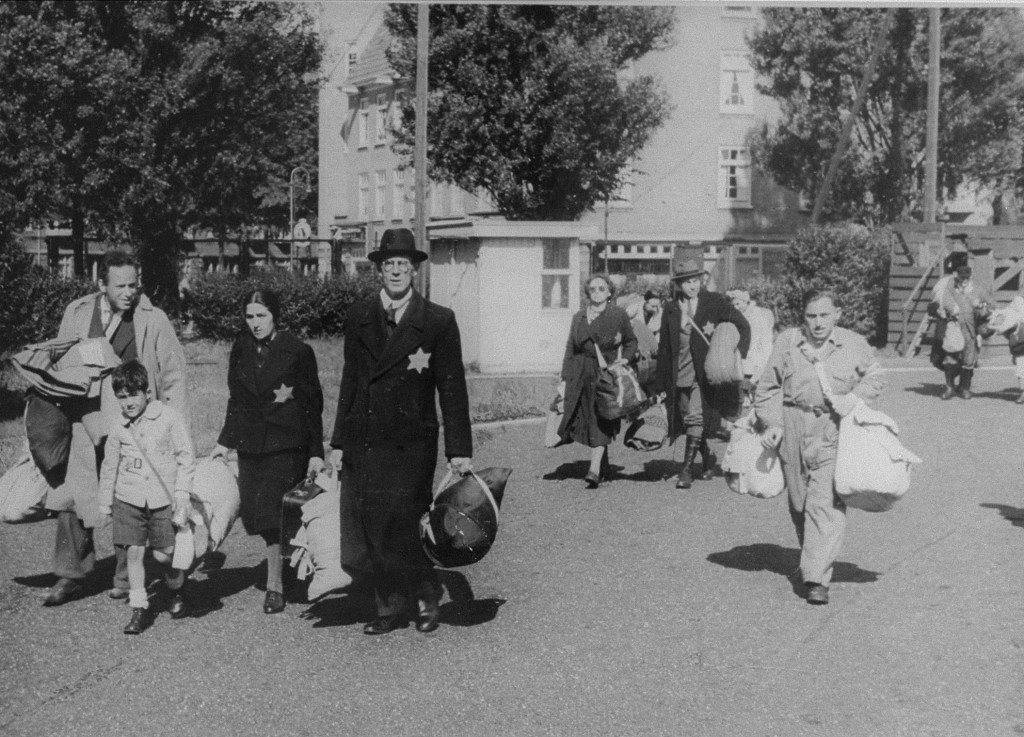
368, 228, 428, 264
670, 258, 706, 281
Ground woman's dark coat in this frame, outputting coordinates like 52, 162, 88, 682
330, 291, 472, 576
557, 305, 638, 447
655, 289, 751, 438
218, 331, 324, 458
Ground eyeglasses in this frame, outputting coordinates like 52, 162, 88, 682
588, 284, 609, 292
382, 259, 412, 273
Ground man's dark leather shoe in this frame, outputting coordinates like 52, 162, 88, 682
363, 613, 408, 635
43, 578, 84, 607
123, 607, 151, 635
415, 601, 440, 633
806, 584, 829, 605
168, 592, 187, 619
263, 590, 285, 614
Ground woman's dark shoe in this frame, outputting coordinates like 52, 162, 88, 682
584, 471, 600, 489
263, 590, 285, 614
805, 584, 829, 605
599, 453, 612, 482
168, 591, 187, 619
363, 612, 408, 635
123, 607, 152, 634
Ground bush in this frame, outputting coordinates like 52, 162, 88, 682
0, 230, 94, 355
187, 269, 381, 340
737, 224, 893, 344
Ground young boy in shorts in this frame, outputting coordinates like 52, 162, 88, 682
98, 360, 195, 634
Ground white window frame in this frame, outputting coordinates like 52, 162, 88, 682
357, 98, 369, 149
541, 238, 572, 310
718, 147, 752, 209
374, 170, 387, 220
720, 52, 754, 115
357, 172, 369, 220
392, 168, 405, 221
375, 94, 388, 145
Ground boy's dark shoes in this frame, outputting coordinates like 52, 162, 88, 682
263, 590, 285, 614
124, 607, 152, 635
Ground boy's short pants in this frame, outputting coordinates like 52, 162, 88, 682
112, 498, 175, 548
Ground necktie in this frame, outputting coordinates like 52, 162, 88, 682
385, 305, 398, 338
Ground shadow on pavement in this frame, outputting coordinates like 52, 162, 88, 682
13, 554, 118, 601
903, 382, 950, 398
707, 543, 882, 585
184, 564, 259, 618
542, 460, 589, 481
300, 591, 377, 628
440, 598, 505, 626
905, 382, 1019, 401
979, 503, 1024, 529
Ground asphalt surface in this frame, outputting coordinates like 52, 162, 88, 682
1, 362, 1022, 737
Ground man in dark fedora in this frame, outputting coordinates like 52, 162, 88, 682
328, 228, 472, 635
655, 258, 750, 489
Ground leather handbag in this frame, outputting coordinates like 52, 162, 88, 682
593, 344, 647, 420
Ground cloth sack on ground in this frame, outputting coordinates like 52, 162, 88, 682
190, 457, 240, 551
834, 403, 922, 512
0, 450, 50, 523
720, 414, 784, 499
285, 471, 352, 601
624, 401, 668, 451
593, 345, 646, 421
704, 321, 743, 386
420, 467, 511, 568
544, 393, 569, 448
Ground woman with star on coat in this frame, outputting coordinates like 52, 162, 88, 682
212, 288, 324, 614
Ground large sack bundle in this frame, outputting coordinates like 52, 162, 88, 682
704, 322, 743, 385
24, 394, 72, 472
720, 415, 784, 499
420, 467, 511, 568
0, 451, 50, 523
624, 402, 668, 452
191, 457, 240, 551
834, 404, 921, 512
12, 337, 119, 399
284, 472, 353, 602
594, 364, 646, 420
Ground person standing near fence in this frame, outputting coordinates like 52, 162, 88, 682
328, 228, 472, 635
753, 289, 883, 605
655, 259, 750, 490
43, 250, 189, 606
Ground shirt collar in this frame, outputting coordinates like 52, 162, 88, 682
797, 327, 842, 348
380, 288, 413, 311
121, 399, 162, 427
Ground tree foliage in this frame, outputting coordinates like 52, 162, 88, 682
384, 4, 675, 220
748, 8, 1024, 224
0, 1, 321, 304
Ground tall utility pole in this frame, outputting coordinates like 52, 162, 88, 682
414, 4, 429, 295
923, 8, 940, 224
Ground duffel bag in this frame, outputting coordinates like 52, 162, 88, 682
420, 467, 512, 568
593, 345, 646, 421
834, 404, 921, 512
624, 401, 668, 452
704, 321, 743, 386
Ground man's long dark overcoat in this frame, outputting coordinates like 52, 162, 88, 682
655, 289, 751, 438
330, 291, 472, 574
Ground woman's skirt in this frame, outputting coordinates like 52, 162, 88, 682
237, 449, 307, 535
563, 373, 620, 448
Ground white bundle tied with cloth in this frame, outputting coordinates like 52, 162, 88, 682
811, 362, 921, 512
287, 471, 352, 601
720, 414, 784, 498
0, 447, 50, 523
170, 457, 240, 570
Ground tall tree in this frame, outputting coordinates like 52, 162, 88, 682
748, 8, 1024, 224
384, 4, 674, 221
0, 1, 321, 303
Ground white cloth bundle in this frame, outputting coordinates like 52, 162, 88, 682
0, 450, 50, 523
720, 414, 784, 499
834, 404, 921, 512
287, 472, 352, 601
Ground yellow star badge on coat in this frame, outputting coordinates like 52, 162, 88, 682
272, 383, 294, 403
407, 347, 431, 373
703, 321, 715, 336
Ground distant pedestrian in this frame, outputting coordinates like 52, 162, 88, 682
98, 361, 195, 634
557, 273, 638, 489
654, 260, 750, 489
211, 288, 325, 614
642, 290, 663, 342
727, 289, 775, 398
753, 289, 884, 605
929, 265, 992, 400
328, 228, 472, 635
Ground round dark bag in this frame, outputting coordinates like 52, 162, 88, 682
420, 467, 512, 568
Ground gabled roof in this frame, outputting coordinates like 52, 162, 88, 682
347, 22, 396, 88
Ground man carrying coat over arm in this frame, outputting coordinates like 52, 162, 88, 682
328, 228, 472, 635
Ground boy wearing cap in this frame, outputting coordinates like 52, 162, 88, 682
655, 258, 750, 489
329, 228, 472, 635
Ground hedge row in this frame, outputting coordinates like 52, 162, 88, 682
186, 270, 381, 340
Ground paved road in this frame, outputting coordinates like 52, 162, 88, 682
1, 365, 1022, 737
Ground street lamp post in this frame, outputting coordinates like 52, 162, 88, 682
289, 166, 310, 270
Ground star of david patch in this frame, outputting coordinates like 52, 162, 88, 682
272, 383, 294, 403
703, 321, 715, 336
407, 347, 431, 373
